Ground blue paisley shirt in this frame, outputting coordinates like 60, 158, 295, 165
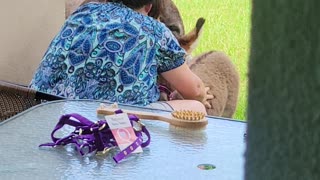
30, 2, 186, 106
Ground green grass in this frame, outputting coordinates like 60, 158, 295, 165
173, 0, 252, 120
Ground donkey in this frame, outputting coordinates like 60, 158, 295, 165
157, 16, 239, 118
65, 0, 240, 118
157, 0, 239, 118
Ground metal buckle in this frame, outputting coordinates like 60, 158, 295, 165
96, 147, 115, 156
98, 123, 106, 131
78, 128, 83, 135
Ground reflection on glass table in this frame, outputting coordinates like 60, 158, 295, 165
0, 100, 246, 180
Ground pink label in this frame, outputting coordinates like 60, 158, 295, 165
111, 127, 136, 144
105, 113, 142, 153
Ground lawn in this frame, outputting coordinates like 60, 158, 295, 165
173, 0, 252, 120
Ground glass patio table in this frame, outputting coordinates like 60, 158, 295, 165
0, 100, 246, 180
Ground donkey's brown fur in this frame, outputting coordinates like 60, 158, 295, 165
65, 0, 240, 118
189, 51, 239, 118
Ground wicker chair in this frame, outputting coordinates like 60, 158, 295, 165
0, 80, 64, 122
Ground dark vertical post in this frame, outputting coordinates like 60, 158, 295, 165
245, 0, 320, 179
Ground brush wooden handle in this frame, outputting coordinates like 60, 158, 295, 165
97, 104, 208, 128
97, 106, 173, 123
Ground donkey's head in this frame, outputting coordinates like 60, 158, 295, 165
159, 0, 185, 38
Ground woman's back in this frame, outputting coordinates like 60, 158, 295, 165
30, 2, 185, 106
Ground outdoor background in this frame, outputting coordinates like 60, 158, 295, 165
0, 0, 251, 121
173, 0, 252, 120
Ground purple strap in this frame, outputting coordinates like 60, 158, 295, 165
159, 84, 174, 101
39, 111, 151, 163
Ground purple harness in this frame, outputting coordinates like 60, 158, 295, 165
159, 84, 174, 100
39, 109, 151, 163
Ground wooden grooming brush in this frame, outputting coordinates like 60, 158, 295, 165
97, 103, 208, 128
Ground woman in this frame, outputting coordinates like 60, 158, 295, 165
30, 0, 212, 114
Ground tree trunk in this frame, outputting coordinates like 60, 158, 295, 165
245, 0, 320, 180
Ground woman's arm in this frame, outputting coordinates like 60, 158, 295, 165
160, 62, 208, 103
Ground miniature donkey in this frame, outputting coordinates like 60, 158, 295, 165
65, 0, 239, 118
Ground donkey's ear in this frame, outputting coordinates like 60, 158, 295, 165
178, 18, 206, 54
195, 18, 206, 34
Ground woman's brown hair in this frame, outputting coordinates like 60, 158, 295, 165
109, 0, 161, 19
109, 0, 151, 9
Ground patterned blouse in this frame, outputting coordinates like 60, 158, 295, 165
30, 2, 186, 106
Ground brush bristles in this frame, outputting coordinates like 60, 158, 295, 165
171, 110, 205, 121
